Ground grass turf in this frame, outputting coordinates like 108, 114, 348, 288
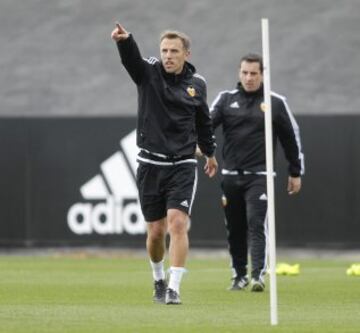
0, 254, 359, 332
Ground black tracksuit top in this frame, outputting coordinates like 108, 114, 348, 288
116, 34, 216, 159
211, 83, 304, 177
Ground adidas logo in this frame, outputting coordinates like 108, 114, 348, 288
259, 193, 267, 201
180, 200, 189, 208
67, 130, 146, 235
230, 101, 239, 108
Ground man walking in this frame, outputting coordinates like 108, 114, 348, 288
111, 23, 218, 304
211, 53, 304, 292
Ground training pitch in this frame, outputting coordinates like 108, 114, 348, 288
0, 252, 359, 332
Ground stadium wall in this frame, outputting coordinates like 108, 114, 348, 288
0, 116, 359, 249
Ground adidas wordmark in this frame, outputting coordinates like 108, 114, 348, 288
67, 130, 146, 235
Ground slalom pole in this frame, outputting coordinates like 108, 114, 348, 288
261, 18, 278, 326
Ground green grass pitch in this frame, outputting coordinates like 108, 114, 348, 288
0, 253, 359, 332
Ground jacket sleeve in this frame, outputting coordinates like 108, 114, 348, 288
116, 34, 146, 85
209, 92, 225, 130
274, 98, 305, 177
195, 81, 217, 157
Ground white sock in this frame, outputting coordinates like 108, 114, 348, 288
150, 259, 165, 281
168, 266, 187, 294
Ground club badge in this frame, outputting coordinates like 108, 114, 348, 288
221, 195, 227, 207
187, 86, 196, 97
260, 102, 267, 112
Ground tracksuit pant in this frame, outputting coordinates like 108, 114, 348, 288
222, 174, 268, 280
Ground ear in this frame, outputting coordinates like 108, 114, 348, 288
185, 50, 191, 60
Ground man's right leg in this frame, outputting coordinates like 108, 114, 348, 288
147, 218, 167, 303
137, 163, 168, 303
147, 218, 167, 264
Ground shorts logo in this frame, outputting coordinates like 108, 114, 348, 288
67, 130, 146, 235
187, 86, 196, 97
180, 200, 189, 208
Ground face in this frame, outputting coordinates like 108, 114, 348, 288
160, 38, 189, 74
239, 61, 263, 92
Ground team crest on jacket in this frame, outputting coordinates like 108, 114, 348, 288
187, 86, 196, 97
260, 102, 267, 112
221, 195, 227, 207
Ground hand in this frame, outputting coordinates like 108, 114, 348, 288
287, 176, 301, 195
195, 145, 203, 157
204, 156, 218, 178
111, 22, 130, 42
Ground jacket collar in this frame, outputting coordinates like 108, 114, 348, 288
236, 82, 263, 97
160, 61, 195, 84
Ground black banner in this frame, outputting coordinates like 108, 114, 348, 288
0, 116, 359, 248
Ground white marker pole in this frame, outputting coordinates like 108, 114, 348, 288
261, 18, 278, 326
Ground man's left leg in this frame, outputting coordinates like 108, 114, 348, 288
165, 208, 189, 304
164, 163, 197, 304
246, 176, 268, 292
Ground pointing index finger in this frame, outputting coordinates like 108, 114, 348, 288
115, 22, 124, 32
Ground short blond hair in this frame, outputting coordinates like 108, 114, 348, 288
160, 30, 191, 51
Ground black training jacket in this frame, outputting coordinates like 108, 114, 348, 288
116, 34, 216, 158
211, 83, 304, 177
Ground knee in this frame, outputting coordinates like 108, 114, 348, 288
147, 223, 167, 242
248, 218, 266, 240
167, 210, 188, 236
248, 218, 264, 232
149, 229, 166, 242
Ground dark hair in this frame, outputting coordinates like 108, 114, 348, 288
239, 53, 263, 73
160, 30, 191, 51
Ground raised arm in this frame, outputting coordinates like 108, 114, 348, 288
111, 23, 146, 85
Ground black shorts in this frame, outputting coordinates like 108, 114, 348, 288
136, 162, 198, 222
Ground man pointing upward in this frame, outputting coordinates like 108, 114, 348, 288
111, 23, 218, 304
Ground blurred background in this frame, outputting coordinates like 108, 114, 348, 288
1, 0, 359, 249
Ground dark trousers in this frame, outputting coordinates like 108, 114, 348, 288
222, 174, 268, 280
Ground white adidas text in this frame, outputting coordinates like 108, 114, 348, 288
67, 197, 145, 235
67, 129, 146, 236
